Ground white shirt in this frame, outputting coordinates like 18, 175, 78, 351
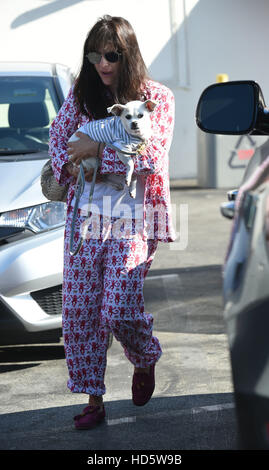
72, 174, 145, 220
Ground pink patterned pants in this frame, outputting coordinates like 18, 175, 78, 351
62, 209, 162, 396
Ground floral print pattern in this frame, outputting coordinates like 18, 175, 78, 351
62, 212, 161, 395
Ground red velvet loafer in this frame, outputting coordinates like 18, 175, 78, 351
74, 404, 105, 430
132, 364, 155, 406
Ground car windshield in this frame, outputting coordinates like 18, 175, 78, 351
0, 76, 60, 159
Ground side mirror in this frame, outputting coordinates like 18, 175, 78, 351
196, 80, 269, 135
220, 201, 235, 219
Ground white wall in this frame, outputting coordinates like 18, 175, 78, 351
1, 0, 174, 80
183, 0, 269, 182
1, 0, 269, 181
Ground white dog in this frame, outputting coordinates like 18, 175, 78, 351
69, 99, 156, 198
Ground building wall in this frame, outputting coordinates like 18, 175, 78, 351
183, 0, 269, 183
1, 0, 269, 182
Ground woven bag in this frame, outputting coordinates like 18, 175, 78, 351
40, 159, 68, 202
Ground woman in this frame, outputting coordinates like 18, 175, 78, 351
49, 15, 176, 430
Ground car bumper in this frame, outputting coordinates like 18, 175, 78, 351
0, 226, 64, 332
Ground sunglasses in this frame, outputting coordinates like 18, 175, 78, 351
86, 51, 122, 65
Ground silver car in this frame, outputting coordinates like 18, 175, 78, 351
0, 62, 73, 343
196, 80, 269, 449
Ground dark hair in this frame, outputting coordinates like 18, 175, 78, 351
73, 15, 149, 119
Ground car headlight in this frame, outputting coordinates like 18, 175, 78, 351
0, 202, 67, 233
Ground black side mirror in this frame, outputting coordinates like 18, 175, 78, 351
196, 80, 269, 135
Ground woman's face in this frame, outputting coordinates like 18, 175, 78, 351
94, 44, 121, 92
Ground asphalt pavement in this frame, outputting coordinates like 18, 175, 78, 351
0, 182, 239, 458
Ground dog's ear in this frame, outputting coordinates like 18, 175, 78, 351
144, 100, 157, 113
107, 104, 126, 116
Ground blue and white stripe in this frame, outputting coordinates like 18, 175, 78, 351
84, 116, 136, 145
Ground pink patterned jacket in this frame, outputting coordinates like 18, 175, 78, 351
49, 79, 176, 242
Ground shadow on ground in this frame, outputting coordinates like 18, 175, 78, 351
0, 393, 237, 450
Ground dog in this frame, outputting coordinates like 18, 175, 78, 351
68, 99, 156, 255
68, 99, 156, 198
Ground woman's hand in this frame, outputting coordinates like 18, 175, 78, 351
64, 160, 103, 184
67, 132, 104, 165
66, 132, 105, 183
64, 161, 79, 179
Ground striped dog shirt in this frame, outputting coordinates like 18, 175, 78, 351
82, 116, 141, 150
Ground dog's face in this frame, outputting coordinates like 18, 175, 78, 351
107, 100, 157, 140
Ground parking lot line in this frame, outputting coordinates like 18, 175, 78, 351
107, 402, 235, 426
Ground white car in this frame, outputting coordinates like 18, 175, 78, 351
0, 62, 73, 343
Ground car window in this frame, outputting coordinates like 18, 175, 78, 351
0, 76, 61, 158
